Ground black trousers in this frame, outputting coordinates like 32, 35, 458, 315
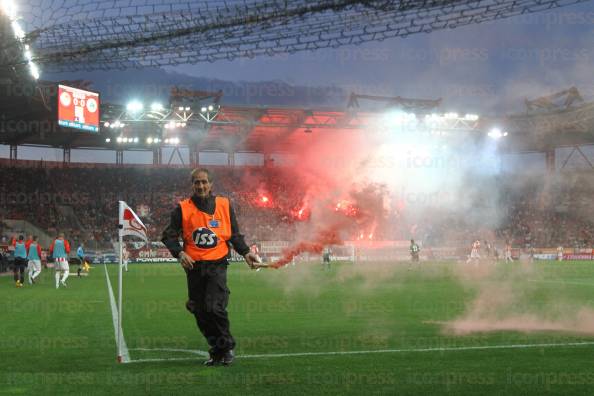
13, 258, 27, 283
185, 260, 235, 354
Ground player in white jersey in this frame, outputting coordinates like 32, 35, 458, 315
122, 245, 129, 272
505, 242, 513, 262
557, 245, 564, 261
466, 240, 481, 264
26, 236, 43, 284
50, 233, 71, 288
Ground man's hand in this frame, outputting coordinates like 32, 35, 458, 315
178, 251, 195, 270
243, 252, 263, 269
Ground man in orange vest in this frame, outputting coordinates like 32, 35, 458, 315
161, 168, 261, 366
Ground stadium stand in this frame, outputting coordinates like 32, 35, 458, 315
1, 162, 593, 257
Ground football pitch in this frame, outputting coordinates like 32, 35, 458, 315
3, 260, 594, 395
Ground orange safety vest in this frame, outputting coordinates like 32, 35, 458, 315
180, 196, 232, 261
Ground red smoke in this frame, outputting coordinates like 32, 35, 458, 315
267, 184, 387, 268
236, 129, 389, 269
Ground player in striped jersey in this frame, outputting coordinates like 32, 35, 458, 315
505, 241, 513, 262
26, 236, 42, 284
466, 239, 481, 264
50, 233, 71, 289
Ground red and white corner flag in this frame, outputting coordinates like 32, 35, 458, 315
118, 201, 147, 241
116, 201, 147, 364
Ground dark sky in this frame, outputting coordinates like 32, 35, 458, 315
168, 2, 594, 114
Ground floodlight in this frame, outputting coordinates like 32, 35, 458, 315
1, 0, 18, 20
12, 21, 24, 40
151, 102, 164, 111
126, 101, 143, 113
488, 128, 503, 139
29, 63, 39, 79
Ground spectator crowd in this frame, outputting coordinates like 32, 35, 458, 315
1, 163, 593, 251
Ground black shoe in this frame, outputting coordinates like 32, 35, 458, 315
203, 352, 222, 367
221, 350, 234, 366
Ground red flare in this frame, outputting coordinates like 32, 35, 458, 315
268, 226, 343, 269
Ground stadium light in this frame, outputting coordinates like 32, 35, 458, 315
147, 137, 153, 144
104, 122, 110, 127
444, 112, 458, 119
133, 137, 139, 143
29, 63, 39, 80
11, 20, 25, 40
116, 137, 123, 143
1, 0, 18, 20
487, 128, 505, 139
126, 101, 143, 113
384, 111, 417, 130
185, 106, 191, 111
105, 138, 111, 142
150, 102, 164, 111
464, 114, 479, 121
201, 106, 207, 113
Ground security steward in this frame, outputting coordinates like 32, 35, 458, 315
161, 168, 261, 366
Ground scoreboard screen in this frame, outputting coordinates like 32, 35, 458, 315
57, 84, 100, 132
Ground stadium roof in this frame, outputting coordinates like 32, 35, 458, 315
2, 82, 594, 154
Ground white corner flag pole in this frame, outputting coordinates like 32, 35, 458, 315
116, 200, 147, 363
117, 201, 124, 363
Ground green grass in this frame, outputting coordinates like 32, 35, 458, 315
3, 260, 594, 395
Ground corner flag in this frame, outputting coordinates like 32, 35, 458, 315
115, 201, 147, 363
118, 201, 147, 241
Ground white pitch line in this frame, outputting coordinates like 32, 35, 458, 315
528, 279, 594, 286
130, 347, 209, 357
125, 341, 594, 364
104, 264, 130, 363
